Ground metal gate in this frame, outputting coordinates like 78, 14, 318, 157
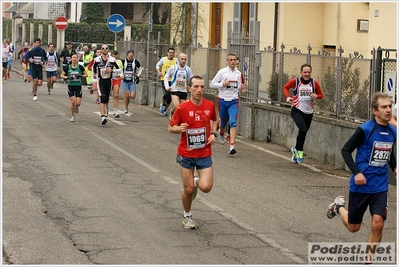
374, 47, 397, 101
227, 21, 261, 103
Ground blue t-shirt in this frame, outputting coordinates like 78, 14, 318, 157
349, 120, 396, 193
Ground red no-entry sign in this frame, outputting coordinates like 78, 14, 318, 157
55, 16, 68, 31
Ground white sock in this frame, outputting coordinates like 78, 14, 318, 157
184, 211, 192, 218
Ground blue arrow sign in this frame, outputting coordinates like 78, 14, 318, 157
107, 14, 125, 33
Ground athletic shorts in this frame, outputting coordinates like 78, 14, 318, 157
348, 191, 388, 224
176, 155, 212, 170
46, 71, 58, 78
218, 98, 239, 128
122, 81, 136, 93
67, 85, 83, 98
2, 61, 8, 68
112, 77, 121, 87
31, 69, 43, 80
7, 59, 12, 68
98, 78, 112, 104
161, 80, 172, 104
171, 91, 187, 100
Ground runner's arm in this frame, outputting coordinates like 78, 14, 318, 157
341, 127, 365, 175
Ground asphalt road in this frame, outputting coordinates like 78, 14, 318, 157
2, 64, 397, 265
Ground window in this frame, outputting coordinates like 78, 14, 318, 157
233, 2, 257, 36
357, 19, 369, 33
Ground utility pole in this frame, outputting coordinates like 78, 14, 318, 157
146, 3, 153, 81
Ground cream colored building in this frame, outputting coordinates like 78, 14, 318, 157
190, 2, 397, 59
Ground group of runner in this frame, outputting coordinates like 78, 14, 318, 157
17, 38, 143, 124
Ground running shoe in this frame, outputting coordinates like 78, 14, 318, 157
33, 96, 38, 101
297, 151, 304, 163
291, 146, 298, 164
162, 111, 168, 117
182, 216, 196, 229
47, 90, 50, 95
229, 147, 237, 156
192, 176, 199, 200
218, 134, 226, 145
159, 104, 165, 115
124, 108, 128, 114
96, 99, 100, 104
113, 112, 120, 118
327, 196, 346, 219
75, 105, 79, 114
7, 73, 10, 79
89, 89, 94, 95
70, 116, 75, 122
24, 78, 27, 82
101, 117, 107, 125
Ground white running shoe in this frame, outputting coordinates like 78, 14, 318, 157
47, 90, 50, 95
327, 196, 346, 219
101, 117, 107, 125
228, 147, 237, 156
70, 116, 75, 122
33, 96, 38, 101
113, 112, 120, 118
291, 146, 298, 164
124, 108, 128, 114
218, 134, 226, 145
182, 216, 196, 229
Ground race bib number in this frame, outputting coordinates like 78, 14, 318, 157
298, 84, 312, 100
369, 141, 393, 167
100, 67, 110, 79
186, 127, 206, 149
70, 70, 81, 82
124, 70, 133, 80
33, 56, 42, 65
226, 80, 238, 89
47, 59, 55, 67
2, 57, 8, 62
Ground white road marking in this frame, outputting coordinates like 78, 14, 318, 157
197, 196, 306, 264
94, 111, 126, 125
162, 176, 179, 184
92, 132, 160, 173
235, 138, 348, 179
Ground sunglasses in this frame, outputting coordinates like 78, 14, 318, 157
101, 47, 109, 50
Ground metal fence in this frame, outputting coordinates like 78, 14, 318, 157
96, 20, 397, 123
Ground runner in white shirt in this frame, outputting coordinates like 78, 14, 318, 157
210, 53, 245, 156
45, 43, 60, 95
164, 53, 193, 120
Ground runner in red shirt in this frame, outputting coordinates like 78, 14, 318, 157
168, 76, 218, 229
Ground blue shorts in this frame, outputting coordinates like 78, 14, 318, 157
218, 98, 239, 128
122, 81, 136, 92
348, 191, 388, 224
176, 155, 212, 170
46, 71, 58, 78
7, 59, 12, 68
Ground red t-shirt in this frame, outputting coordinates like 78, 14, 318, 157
170, 98, 217, 158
